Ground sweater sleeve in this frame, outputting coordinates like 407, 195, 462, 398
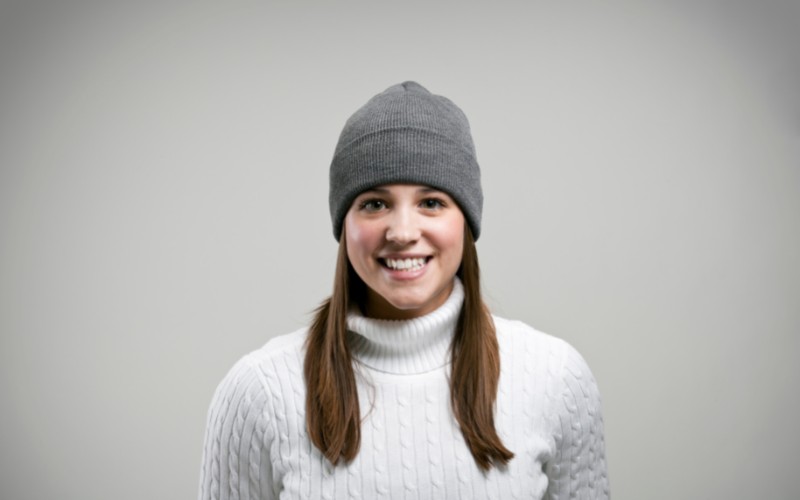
544, 341, 610, 500
198, 355, 278, 500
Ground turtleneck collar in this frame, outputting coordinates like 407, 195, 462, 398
346, 278, 464, 375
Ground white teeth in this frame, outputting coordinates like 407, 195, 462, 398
384, 257, 427, 271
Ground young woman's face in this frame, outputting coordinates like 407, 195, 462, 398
344, 183, 465, 320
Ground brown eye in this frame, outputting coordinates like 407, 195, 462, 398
421, 198, 445, 210
360, 199, 386, 211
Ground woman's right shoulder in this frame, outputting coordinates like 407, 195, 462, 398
199, 329, 310, 500
211, 327, 309, 400
252, 326, 309, 361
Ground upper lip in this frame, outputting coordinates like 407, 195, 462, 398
378, 253, 432, 260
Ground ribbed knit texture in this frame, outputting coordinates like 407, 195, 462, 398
198, 281, 609, 499
329, 81, 483, 241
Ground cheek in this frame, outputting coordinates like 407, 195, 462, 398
345, 217, 378, 262
433, 220, 465, 263
448, 231, 465, 263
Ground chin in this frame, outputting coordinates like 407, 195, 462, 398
369, 285, 449, 320
388, 299, 430, 313
385, 294, 430, 311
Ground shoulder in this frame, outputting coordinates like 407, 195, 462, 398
249, 327, 308, 367
200, 331, 309, 500
492, 315, 575, 361
492, 315, 600, 394
210, 327, 308, 406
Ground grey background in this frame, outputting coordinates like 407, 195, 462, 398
1, 1, 798, 499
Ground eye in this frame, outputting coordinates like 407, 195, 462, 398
359, 198, 387, 212
421, 198, 446, 210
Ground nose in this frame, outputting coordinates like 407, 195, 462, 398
385, 208, 421, 244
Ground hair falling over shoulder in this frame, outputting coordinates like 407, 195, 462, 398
449, 225, 514, 470
304, 238, 362, 464
303, 224, 513, 470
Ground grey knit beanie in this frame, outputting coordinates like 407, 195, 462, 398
329, 81, 483, 241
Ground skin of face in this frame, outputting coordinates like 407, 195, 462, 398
344, 183, 466, 320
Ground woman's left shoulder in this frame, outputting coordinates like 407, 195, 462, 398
493, 315, 569, 354
493, 317, 609, 496
492, 315, 598, 382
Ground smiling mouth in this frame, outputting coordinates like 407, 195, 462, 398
378, 256, 432, 271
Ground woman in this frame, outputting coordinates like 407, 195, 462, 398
198, 81, 609, 499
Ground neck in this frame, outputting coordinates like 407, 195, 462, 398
346, 278, 464, 375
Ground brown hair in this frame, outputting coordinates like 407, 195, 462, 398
304, 224, 513, 470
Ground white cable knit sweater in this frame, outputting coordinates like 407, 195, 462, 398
198, 279, 609, 499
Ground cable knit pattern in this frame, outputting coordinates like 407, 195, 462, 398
198, 279, 609, 499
